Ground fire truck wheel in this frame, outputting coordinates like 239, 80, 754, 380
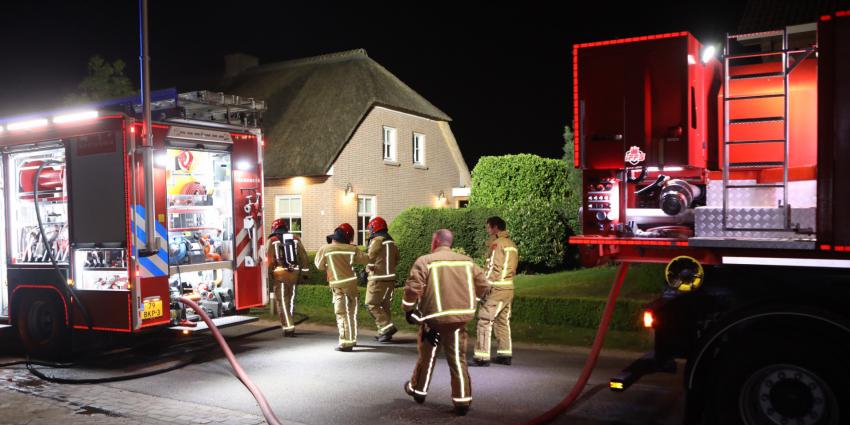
16, 294, 70, 357
705, 331, 848, 425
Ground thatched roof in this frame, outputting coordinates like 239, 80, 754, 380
221, 49, 451, 178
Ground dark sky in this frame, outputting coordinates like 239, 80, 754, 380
0, 1, 749, 166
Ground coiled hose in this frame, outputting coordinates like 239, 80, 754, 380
524, 262, 630, 425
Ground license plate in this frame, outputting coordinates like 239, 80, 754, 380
142, 299, 163, 320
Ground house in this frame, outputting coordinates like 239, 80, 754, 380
222, 49, 471, 250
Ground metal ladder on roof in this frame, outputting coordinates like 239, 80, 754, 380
721, 28, 814, 232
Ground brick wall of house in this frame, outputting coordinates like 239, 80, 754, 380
263, 106, 470, 251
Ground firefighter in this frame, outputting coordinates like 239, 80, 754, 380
267, 219, 309, 337
472, 216, 518, 366
315, 223, 369, 351
402, 229, 489, 415
365, 216, 400, 343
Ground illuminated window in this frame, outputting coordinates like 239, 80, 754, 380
275, 195, 302, 237
357, 195, 376, 246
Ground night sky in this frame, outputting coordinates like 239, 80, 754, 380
0, 1, 748, 167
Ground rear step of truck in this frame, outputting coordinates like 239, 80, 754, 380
169, 315, 258, 334
609, 351, 677, 392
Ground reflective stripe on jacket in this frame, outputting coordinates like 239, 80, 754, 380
402, 246, 489, 325
314, 242, 369, 287
367, 235, 399, 281
484, 231, 518, 288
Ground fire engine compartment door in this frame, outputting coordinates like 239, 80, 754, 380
66, 131, 132, 331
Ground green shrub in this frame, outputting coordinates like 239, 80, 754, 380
502, 198, 572, 270
289, 285, 644, 331
469, 154, 581, 269
390, 206, 497, 284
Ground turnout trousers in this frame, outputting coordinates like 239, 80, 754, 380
332, 282, 359, 348
273, 276, 298, 332
408, 322, 472, 407
365, 280, 395, 335
474, 287, 513, 361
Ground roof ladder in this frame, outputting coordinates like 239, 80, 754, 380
720, 28, 814, 232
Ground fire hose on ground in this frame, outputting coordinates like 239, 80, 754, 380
524, 262, 630, 425
177, 297, 283, 425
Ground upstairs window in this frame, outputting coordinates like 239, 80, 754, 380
382, 126, 397, 161
413, 133, 425, 165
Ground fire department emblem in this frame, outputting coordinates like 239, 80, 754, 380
177, 150, 194, 170
624, 146, 646, 166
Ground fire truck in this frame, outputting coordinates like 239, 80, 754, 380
571, 10, 849, 425
0, 89, 268, 355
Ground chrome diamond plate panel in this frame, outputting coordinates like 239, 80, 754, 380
695, 206, 816, 238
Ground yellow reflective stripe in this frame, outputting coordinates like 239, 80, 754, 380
486, 250, 496, 277
497, 350, 512, 355
329, 276, 357, 285
314, 251, 323, 269
466, 265, 475, 309
503, 247, 518, 252
422, 344, 438, 394
402, 299, 416, 307
454, 328, 465, 398
368, 274, 396, 280
432, 268, 443, 311
339, 339, 356, 344
474, 351, 490, 357
501, 248, 512, 280
427, 260, 474, 269
453, 397, 472, 403
490, 280, 514, 286
420, 309, 476, 320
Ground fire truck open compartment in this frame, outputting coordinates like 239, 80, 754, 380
0, 89, 267, 354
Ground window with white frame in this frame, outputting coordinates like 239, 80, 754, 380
412, 133, 425, 165
382, 126, 397, 161
274, 195, 302, 237
357, 195, 376, 246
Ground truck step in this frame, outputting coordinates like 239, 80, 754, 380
170, 315, 258, 334
729, 72, 784, 80
729, 116, 785, 124
728, 161, 785, 168
610, 351, 677, 392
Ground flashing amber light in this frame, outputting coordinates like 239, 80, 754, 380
67, 279, 74, 287
643, 310, 655, 328
609, 381, 624, 390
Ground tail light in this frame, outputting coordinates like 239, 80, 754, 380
643, 310, 655, 328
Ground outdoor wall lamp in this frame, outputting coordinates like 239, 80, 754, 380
438, 191, 446, 202
345, 183, 353, 196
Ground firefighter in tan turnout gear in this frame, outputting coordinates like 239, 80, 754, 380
472, 216, 518, 366
314, 223, 369, 351
267, 219, 310, 337
365, 216, 400, 342
402, 229, 489, 416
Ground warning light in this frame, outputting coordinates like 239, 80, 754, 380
609, 381, 624, 390
643, 310, 655, 328
67, 278, 75, 287
182, 330, 190, 335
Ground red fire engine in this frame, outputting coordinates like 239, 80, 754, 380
0, 89, 268, 355
572, 10, 850, 425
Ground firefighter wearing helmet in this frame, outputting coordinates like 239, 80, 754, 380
267, 218, 309, 337
314, 223, 369, 351
365, 216, 400, 342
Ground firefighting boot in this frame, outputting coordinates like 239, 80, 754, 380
376, 325, 398, 343
493, 356, 512, 365
335, 345, 353, 352
454, 404, 470, 416
468, 358, 490, 367
404, 381, 425, 404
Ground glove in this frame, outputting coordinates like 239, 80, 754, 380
478, 287, 491, 305
405, 309, 421, 325
422, 326, 441, 347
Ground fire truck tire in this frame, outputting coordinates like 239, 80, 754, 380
16, 294, 70, 357
704, 331, 848, 425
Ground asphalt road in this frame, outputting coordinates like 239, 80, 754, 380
42, 322, 685, 425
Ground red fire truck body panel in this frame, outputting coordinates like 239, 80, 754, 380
0, 105, 267, 341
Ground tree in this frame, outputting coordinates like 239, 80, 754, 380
65, 56, 135, 104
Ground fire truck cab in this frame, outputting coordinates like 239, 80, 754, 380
0, 89, 267, 355
572, 10, 850, 425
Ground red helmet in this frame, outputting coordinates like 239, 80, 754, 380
368, 217, 387, 235
337, 223, 355, 243
271, 218, 289, 233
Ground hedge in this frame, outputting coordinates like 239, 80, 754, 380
288, 285, 645, 332
389, 206, 497, 283
471, 154, 571, 208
